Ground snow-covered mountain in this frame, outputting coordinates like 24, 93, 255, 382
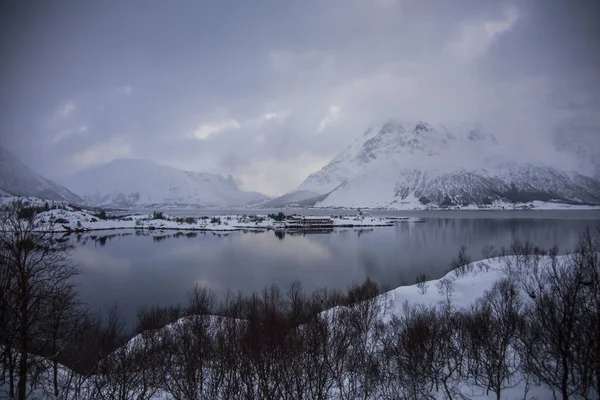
0, 145, 83, 204
292, 121, 600, 208
61, 158, 268, 208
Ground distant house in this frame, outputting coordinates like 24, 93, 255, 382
272, 221, 286, 230
301, 216, 334, 227
285, 216, 333, 228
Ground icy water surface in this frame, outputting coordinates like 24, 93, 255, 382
70, 211, 600, 325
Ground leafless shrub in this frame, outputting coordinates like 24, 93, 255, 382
451, 245, 471, 277
91, 306, 161, 400
379, 303, 455, 399
415, 273, 430, 294
345, 278, 381, 306
463, 279, 525, 400
159, 315, 215, 399
344, 279, 386, 399
186, 285, 215, 317
481, 244, 498, 259
520, 231, 600, 400
0, 200, 81, 400
436, 278, 455, 306
136, 304, 181, 334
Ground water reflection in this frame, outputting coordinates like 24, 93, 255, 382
69, 215, 599, 325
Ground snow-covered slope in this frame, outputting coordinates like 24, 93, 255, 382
296, 121, 600, 209
299, 121, 491, 194
0, 145, 83, 204
61, 158, 268, 208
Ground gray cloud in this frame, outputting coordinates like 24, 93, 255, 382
1, 0, 598, 196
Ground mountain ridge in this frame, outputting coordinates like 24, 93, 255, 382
61, 158, 269, 208
0, 145, 84, 204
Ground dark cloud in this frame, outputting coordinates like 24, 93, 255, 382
0, 0, 598, 195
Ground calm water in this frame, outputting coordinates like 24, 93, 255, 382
70, 211, 600, 326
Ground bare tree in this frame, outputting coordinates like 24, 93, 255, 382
415, 273, 430, 294
451, 245, 471, 277
42, 281, 82, 398
0, 200, 80, 400
237, 285, 289, 399
91, 305, 162, 400
379, 303, 440, 400
279, 282, 313, 400
55, 310, 108, 400
160, 316, 215, 400
158, 287, 216, 399
325, 306, 356, 399
520, 246, 593, 400
463, 279, 525, 400
211, 290, 245, 399
481, 244, 498, 259
300, 312, 334, 399
186, 284, 215, 317
430, 308, 466, 400
436, 278, 455, 307
135, 303, 181, 334
345, 279, 386, 399
568, 228, 600, 397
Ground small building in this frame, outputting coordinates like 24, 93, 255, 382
301, 216, 334, 227
286, 216, 334, 228
272, 221, 286, 230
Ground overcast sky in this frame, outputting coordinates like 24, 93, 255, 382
1, 0, 599, 196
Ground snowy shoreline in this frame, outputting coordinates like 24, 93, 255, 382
1, 197, 413, 233
2, 196, 598, 235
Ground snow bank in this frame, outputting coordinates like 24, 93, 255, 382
383, 257, 512, 318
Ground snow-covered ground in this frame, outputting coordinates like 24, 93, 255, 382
371, 256, 554, 399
